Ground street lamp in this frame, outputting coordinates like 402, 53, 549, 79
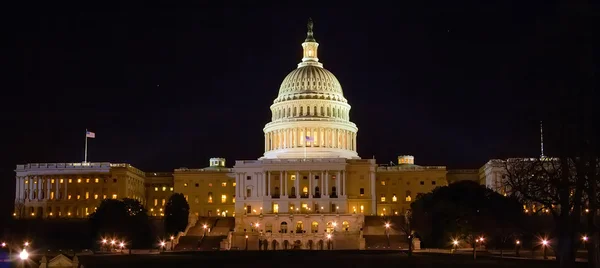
245, 235, 249, 251
160, 241, 166, 252
326, 234, 332, 250
452, 240, 458, 254
1, 242, 5, 248
170, 236, 174, 251
19, 249, 29, 260
515, 240, 521, 257
23, 242, 29, 247
384, 223, 391, 247
203, 224, 208, 236
542, 239, 549, 259
583, 235, 588, 249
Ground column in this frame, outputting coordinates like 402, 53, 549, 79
336, 171, 341, 197
242, 173, 246, 199
47, 177, 51, 200
36, 176, 40, 200
309, 171, 312, 197
256, 173, 260, 197
267, 172, 271, 197
325, 171, 329, 196
370, 171, 376, 215
283, 171, 288, 197
353, 133, 357, 151
15, 177, 20, 201
320, 171, 324, 197
342, 171, 347, 197
55, 177, 60, 199
279, 171, 283, 197
64, 177, 68, 200
295, 171, 300, 197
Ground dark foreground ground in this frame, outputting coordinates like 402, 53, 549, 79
71, 251, 588, 268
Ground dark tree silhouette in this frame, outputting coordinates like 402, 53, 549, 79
411, 180, 524, 258
89, 198, 152, 249
164, 193, 190, 237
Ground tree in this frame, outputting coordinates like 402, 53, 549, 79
164, 193, 190, 237
89, 198, 152, 249
411, 180, 524, 258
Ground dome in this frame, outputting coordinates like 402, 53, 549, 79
274, 65, 347, 104
261, 19, 359, 160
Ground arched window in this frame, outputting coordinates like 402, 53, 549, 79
280, 222, 288, 233
331, 186, 337, 197
302, 186, 308, 197
342, 221, 350, 231
296, 221, 304, 233
392, 194, 397, 202
311, 221, 319, 233
266, 223, 273, 233
313, 106, 317, 115
274, 187, 280, 197
315, 186, 320, 197
300, 106, 304, 115
291, 186, 296, 197
207, 192, 213, 203
405, 190, 412, 202
326, 222, 334, 233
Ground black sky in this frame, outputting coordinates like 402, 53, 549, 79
3, 2, 592, 220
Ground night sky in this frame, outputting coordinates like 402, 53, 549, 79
2, 2, 592, 221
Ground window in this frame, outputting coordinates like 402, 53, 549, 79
86, 178, 90, 183
432, 180, 436, 185
208, 192, 213, 203
154, 187, 158, 192
222, 182, 227, 187
184, 195, 188, 201
303, 176, 307, 180
195, 183, 200, 187
221, 194, 227, 203
246, 188, 252, 197
154, 199, 158, 206
170, 187, 173, 191
95, 178, 99, 183
60, 179, 64, 184
113, 178, 117, 183
420, 181, 424, 185
392, 194, 397, 202
360, 205, 364, 213
247, 176, 251, 180
381, 181, 386, 186
50, 192, 54, 200
380, 195, 386, 202
51, 179, 55, 183
273, 203, 279, 213
103, 194, 107, 199
68, 179, 73, 183
359, 188, 364, 196
162, 199, 166, 206
208, 183, 212, 187
291, 175, 296, 180
233, 182, 236, 187
94, 194, 98, 200
184, 183, 188, 187
25, 179, 28, 184
246, 206, 252, 214
303, 186, 308, 194
315, 176, 319, 180
405, 191, 412, 202
162, 186, 166, 191
112, 194, 117, 199
77, 179, 81, 183
85, 192, 89, 199
77, 194, 81, 200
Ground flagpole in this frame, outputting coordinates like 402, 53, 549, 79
84, 129, 88, 163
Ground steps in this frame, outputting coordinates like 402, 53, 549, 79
198, 235, 227, 251
174, 236, 202, 251
364, 235, 408, 250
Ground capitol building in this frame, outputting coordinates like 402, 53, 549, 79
13, 20, 497, 250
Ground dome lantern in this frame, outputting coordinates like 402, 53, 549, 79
299, 18, 322, 68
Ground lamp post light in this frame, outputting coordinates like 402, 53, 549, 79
1, 242, 5, 248
23, 242, 29, 248
170, 236, 174, 251
160, 241, 166, 252
203, 224, 208, 236
515, 240, 521, 257
101, 239, 107, 251
384, 223, 391, 247
245, 235, 249, 251
542, 239, 548, 260
452, 240, 458, 254
583, 235, 588, 249
326, 234, 333, 250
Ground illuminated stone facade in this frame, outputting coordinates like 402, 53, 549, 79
145, 172, 174, 217
14, 162, 145, 218
174, 158, 236, 217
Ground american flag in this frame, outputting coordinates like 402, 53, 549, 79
305, 136, 314, 142
86, 131, 95, 138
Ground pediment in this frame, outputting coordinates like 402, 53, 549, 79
48, 254, 73, 267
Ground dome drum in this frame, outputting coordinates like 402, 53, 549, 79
270, 100, 351, 122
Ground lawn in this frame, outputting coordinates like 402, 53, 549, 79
76, 251, 588, 268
